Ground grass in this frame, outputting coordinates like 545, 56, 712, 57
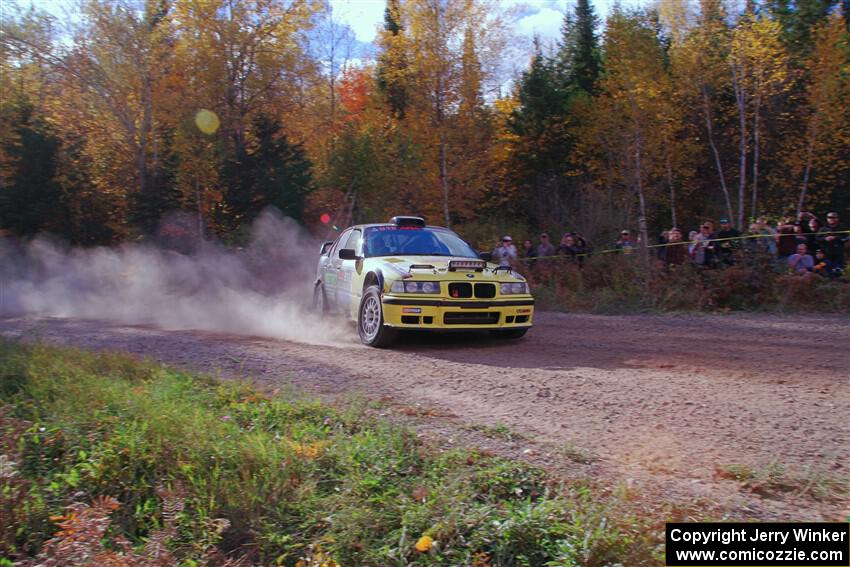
0, 339, 665, 566
714, 462, 848, 502
466, 422, 525, 442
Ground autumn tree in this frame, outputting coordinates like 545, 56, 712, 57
729, 13, 790, 224
790, 12, 850, 215
581, 8, 675, 267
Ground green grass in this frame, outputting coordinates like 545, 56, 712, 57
466, 422, 525, 442
714, 462, 848, 502
0, 339, 663, 566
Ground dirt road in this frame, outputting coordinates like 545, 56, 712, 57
2, 312, 848, 521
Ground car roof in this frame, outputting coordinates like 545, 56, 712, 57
346, 223, 450, 231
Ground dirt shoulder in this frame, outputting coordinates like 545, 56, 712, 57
2, 312, 848, 521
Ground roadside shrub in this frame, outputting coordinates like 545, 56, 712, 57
528, 251, 849, 313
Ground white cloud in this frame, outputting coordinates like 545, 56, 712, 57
514, 6, 565, 42
329, 0, 386, 44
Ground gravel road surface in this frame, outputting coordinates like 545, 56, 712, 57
2, 312, 848, 521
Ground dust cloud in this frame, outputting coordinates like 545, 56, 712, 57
0, 209, 355, 346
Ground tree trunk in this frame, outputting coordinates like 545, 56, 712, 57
440, 129, 450, 228
732, 65, 747, 229
139, 68, 153, 196
633, 115, 651, 275
797, 122, 817, 217
665, 141, 677, 229
751, 92, 761, 221
701, 85, 734, 223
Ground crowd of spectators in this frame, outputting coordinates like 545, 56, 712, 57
493, 211, 848, 279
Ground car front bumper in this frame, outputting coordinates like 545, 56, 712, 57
381, 296, 534, 329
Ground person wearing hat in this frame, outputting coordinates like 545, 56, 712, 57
492, 235, 518, 267
715, 218, 741, 266
614, 230, 636, 254
817, 212, 847, 269
812, 248, 840, 279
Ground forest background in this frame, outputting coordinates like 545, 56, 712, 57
1, 0, 848, 253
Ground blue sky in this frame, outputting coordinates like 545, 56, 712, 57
22, 0, 637, 48
18, 0, 641, 89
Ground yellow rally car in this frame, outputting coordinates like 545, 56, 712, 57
313, 216, 534, 347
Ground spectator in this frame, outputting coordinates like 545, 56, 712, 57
615, 230, 636, 254
689, 222, 715, 266
573, 233, 591, 254
787, 243, 814, 275
535, 233, 556, 271
715, 217, 741, 265
521, 239, 536, 269
776, 216, 800, 262
559, 233, 585, 266
660, 228, 687, 266
536, 233, 556, 258
800, 217, 821, 255
492, 235, 517, 267
817, 212, 846, 269
812, 249, 840, 279
754, 217, 778, 255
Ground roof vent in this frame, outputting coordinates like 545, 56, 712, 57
389, 216, 426, 228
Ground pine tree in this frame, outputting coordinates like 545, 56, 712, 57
765, 0, 838, 55
0, 98, 66, 236
558, 0, 601, 94
376, 0, 409, 118
222, 115, 315, 230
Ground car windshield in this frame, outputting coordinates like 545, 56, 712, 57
363, 226, 478, 258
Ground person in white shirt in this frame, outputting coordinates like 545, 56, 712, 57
492, 235, 518, 267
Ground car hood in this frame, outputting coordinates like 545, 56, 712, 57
372, 256, 525, 281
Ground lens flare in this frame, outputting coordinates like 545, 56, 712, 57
195, 109, 220, 134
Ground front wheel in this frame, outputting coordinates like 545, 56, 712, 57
358, 285, 397, 347
491, 328, 528, 340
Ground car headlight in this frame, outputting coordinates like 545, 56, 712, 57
500, 282, 528, 295
390, 280, 441, 294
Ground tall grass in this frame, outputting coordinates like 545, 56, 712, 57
0, 340, 664, 566
527, 254, 850, 313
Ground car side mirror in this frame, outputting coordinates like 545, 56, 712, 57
339, 248, 359, 260
478, 251, 492, 262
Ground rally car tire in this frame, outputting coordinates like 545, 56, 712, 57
358, 285, 397, 347
491, 328, 528, 339
312, 282, 328, 316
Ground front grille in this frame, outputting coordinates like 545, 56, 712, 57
474, 283, 496, 298
401, 316, 419, 324
448, 282, 496, 299
515, 315, 529, 324
448, 282, 473, 298
444, 312, 500, 325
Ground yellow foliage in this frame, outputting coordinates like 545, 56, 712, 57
286, 439, 331, 460
415, 534, 434, 552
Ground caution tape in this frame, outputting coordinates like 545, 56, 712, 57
512, 230, 850, 262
